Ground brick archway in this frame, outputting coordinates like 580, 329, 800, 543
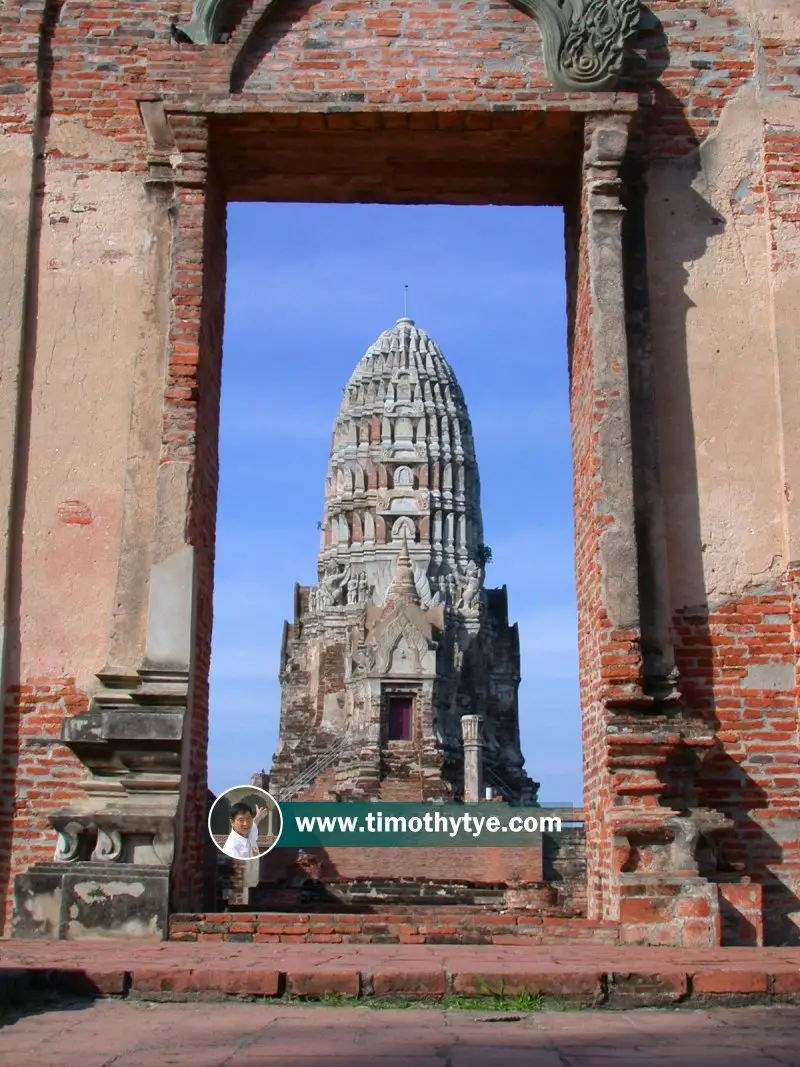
154, 100, 662, 926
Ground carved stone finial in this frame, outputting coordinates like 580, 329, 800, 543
511, 0, 640, 93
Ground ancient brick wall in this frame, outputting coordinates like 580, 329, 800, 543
639, 1, 800, 944
0, 682, 89, 929
543, 827, 588, 916
379, 778, 425, 802
567, 196, 606, 919
168, 910, 619, 944
675, 580, 800, 944
172, 171, 228, 911
260, 843, 544, 887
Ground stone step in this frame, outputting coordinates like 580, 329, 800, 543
168, 911, 618, 944
4, 941, 799, 1009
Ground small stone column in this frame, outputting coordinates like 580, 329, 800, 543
461, 715, 484, 804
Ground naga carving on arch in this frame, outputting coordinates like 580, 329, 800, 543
174, 0, 253, 45
177, 0, 641, 93
510, 0, 640, 92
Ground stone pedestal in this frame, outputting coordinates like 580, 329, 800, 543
10, 666, 187, 939
13, 863, 170, 941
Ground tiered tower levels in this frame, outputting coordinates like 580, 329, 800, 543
270, 320, 536, 805
316, 317, 484, 611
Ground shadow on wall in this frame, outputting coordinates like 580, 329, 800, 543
627, 10, 800, 946
231, 0, 327, 93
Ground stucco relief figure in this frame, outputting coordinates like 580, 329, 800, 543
348, 627, 364, 677
433, 573, 444, 604
357, 571, 369, 604
347, 571, 359, 606
437, 572, 459, 605
351, 642, 377, 679
319, 561, 350, 607
456, 561, 482, 612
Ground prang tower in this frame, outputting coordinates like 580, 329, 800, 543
269, 318, 537, 804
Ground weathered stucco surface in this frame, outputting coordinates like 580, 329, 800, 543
19, 136, 170, 690
648, 92, 784, 607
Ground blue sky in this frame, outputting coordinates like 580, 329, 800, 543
209, 202, 581, 804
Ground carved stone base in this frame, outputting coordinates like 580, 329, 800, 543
12, 863, 170, 941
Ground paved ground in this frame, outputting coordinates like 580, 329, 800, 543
2, 941, 800, 1003
2, 1000, 800, 1066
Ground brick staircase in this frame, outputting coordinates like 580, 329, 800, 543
169, 908, 619, 945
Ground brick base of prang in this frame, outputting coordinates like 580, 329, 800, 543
206, 826, 765, 949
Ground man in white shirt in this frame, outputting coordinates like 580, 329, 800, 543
222, 801, 267, 860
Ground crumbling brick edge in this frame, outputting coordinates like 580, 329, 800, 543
3, 966, 800, 1010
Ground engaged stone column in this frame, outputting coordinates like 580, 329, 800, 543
461, 715, 484, 804
582, 112, 644, 692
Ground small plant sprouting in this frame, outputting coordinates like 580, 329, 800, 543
476, 544, 493, 568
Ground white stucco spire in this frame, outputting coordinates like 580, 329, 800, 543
316, 318, 484, 611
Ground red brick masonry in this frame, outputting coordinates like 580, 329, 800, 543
1, 942, 800, 1007
169, 911, 619, 945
